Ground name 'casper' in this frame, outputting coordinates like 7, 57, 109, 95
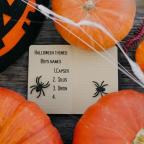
54, 68, 70, 73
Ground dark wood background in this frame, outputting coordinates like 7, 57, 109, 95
0, 1, 144, 143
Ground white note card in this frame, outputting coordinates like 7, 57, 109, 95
28, 45, 118, 114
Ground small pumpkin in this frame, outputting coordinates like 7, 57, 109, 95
0, 88, 63, 144
52, 0, 136, 51
136, 40, 144, 71
73, 90, 144, 144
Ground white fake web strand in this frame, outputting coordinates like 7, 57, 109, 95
53, 17, 144, 85
47, 9, 138, 85
53, 16, 138, 86
24, 1, 144, 88
21, 0, 144, 88
77, 27, 138, 84
78, 22, 144, 87
41, 7, 144, 87
37, 4, 144, 87
52, 19, 144, 88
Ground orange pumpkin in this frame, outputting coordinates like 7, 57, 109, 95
136, 41, 144, 71
73, 90, 144, 144
0, 88, 63, 144
52, 0, 136, 51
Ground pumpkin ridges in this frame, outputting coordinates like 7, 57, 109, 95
73, 90, 144, 144
74, 123, 127, 144
52, 0, 136, 50
92, 0, 136, 45
52, 0, 84, 22
0, 88, 62, 144
94, 10, 134, 47
87, 90, 143, 130
0, 88, 25, 128
21, 126, 63, 144
0, 101, 52, 144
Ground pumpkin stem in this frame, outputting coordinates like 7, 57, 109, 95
133, 129, 144, 144
83, 0, 95, 11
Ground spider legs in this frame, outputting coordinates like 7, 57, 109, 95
93, 91, 99, 97
92, 81, 100, 87
30, 85, 37, 88
37, 76, 50, 88
101, 81, 108, 87
100, 81, 105, 87
94, 81, 108, 88
37, 90, 42, 98
31, 76, 50, 98
103, 84, 108, 87
36, 89, 45, 98
36, 77, 39, 85
30, 87, 36, 94
43, 82, 50, 88
42, 89, 45, 96
93, 91, 107, 97
93, 81, 108, 98
100, 91, 108, 97
36, 76, 42, 85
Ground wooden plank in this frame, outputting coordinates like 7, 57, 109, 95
137, 0, 144, 13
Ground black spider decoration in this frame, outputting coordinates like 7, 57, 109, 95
30, 76, 50, 98
93, 81, 108, 97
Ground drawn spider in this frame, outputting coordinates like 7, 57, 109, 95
30, 76, 50, 98
93, 81, 108, 97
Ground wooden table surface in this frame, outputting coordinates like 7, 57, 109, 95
0, 1, 144, 143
